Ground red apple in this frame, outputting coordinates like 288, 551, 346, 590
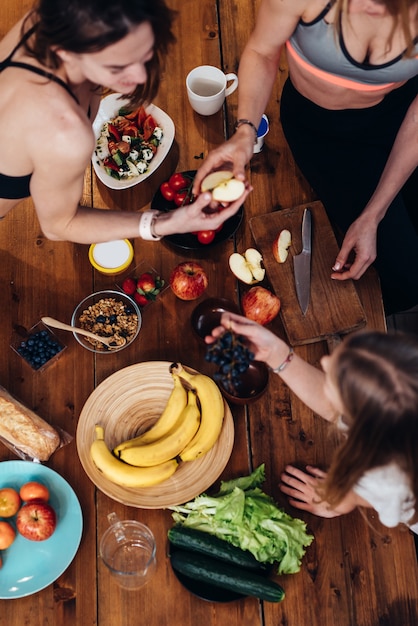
0, 487, 21, 517
0, 521, 16, 549
16, 500, 57, 541
19, 481, 49, 503
241, 286, 281, 325
169, 262, 208, 301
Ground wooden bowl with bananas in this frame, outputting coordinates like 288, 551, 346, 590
76, 361, 234, 508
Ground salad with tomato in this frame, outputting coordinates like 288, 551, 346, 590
95, 105, 163, 180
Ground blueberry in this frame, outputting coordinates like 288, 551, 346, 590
109, 314, 117, 324
96, 315, 106, 324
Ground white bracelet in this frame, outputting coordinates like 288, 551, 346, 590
269, 346, 294, 374
139, 210, 162, 241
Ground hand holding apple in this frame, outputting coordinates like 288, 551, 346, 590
241, 286, 281, 325
201, 170, 245, 203
169, 262, 208, 301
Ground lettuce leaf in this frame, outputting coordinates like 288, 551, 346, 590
170, 464, 314, 575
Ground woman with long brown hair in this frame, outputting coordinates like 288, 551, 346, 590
207, 312, 418, 533
0, 0, 249, 243
194, 0, 418, 315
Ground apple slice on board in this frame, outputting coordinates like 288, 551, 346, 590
201, 170, 245, 203
272, 229, 292, 263
229, 248, 265, 284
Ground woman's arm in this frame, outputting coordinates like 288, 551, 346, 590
29, 118, 251, 243
193, 0, 306, 194
207, 312, 339, 422
332, 93, 418, 280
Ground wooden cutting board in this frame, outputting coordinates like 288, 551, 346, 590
249, 201, 366, 345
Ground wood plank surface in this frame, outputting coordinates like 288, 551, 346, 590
250, 202, 366, 345
0, 0, 417, 625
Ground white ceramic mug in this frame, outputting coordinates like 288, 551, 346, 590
186, 65, 238, 116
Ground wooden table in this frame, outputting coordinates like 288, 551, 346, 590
1, 1, 418, 625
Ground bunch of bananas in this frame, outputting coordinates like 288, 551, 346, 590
89, 364, 225, 488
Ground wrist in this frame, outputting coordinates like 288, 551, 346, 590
138, 210, 162, 241
235, 119, 258, 144
269, 345, 294, 374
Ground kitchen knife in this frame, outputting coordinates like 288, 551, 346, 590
293, 208, 312, 316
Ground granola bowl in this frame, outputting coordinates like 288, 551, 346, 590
71, 290, 141, 353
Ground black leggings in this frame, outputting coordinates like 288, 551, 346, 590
280, 76, 418, 316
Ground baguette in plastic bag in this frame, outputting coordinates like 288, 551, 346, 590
0, 385, 71, 462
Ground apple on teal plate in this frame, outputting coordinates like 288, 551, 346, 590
0, 460, 83, 599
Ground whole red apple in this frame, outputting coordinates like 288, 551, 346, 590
169, 262, 208, 301
0, 487, 21, 517
241, 286, 281, 325
16, 500, 57, 541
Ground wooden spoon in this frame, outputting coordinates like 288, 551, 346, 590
41, 316, 126, 349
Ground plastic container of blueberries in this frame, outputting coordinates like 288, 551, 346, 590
10, 321, 67, 372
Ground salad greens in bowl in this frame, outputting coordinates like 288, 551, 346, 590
91, 93, 175, 190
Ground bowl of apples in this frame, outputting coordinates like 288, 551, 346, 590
151, 170, 244, 250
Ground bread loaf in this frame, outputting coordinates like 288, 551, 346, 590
0, 386, 61, 461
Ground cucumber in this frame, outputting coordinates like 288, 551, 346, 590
170, 550, 285, 603
168, 526, 266, 572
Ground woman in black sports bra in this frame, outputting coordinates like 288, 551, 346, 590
0, 0, 250, 242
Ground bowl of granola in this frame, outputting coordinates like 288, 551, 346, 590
71, 290, 141, 353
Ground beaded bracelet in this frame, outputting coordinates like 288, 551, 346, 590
139, 210, 162, 241
269, 346, 294, 374
234, 118, 258, 144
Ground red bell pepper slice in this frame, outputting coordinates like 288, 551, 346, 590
107, 123, 121, 142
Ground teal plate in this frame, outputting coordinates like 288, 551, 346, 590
0, 460, 83, 599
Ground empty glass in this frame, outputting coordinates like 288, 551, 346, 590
100, 513, 156, 590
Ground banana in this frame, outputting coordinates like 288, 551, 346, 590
113, 373, 188, 452
90, 425, 178, 487
173, 364, 225, 462
116, 390, 201, 467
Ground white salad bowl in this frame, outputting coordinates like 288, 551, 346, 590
91, 93, 175, 190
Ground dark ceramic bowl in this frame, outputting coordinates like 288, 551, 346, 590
217, 361, 269, 405
191, 297, 240, 341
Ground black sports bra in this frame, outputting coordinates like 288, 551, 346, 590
0, 25, 79, 200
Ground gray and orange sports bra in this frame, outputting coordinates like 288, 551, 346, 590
287, 1, 418, 91
0, 25, 79, 200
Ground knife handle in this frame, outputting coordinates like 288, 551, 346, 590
302, 208, 312, 253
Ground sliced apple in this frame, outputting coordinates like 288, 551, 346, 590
229, 248, 265, 284
201, 170, 234, 192
272, 229, 292, 263
212, 178, 245, 203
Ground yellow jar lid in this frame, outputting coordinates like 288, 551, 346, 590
88, 240, 134, 275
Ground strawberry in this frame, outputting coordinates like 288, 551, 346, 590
134, 292, 148, 307
121, 277, 136, 295
136, 272, 156, 293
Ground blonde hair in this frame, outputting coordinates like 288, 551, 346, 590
334, 0, 418, 57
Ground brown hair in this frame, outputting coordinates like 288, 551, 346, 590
334, 0, 418, 57
22, 0, 176, 107
318, 331, 418, 511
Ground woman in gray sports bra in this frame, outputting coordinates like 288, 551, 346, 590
0, 0, 250, 242
194, 0, 418, 316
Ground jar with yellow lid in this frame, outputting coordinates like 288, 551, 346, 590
88, 240, 134, 275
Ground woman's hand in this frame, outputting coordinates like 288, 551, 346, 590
205, 312, 289, 369
279, 465, 342, 518
155, 183, 252, 237
331, 214, 378, 281
192, 130, 255, 197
